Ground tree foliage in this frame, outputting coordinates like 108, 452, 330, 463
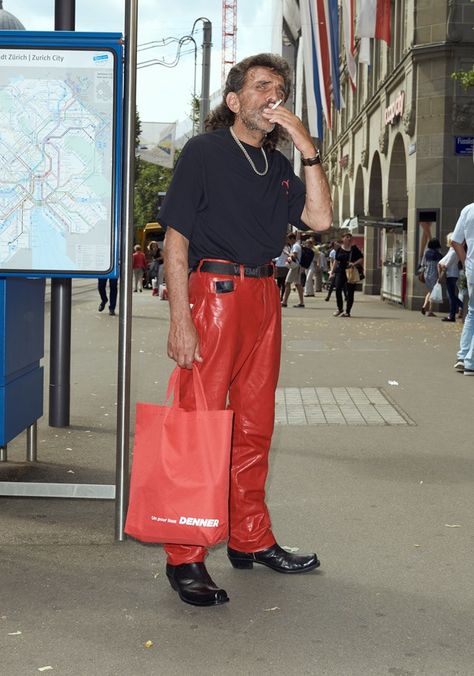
451, 66, 474, 90
134, 160, 175, 228
133, 109, 176, 229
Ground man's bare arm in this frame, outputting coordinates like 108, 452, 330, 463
452, 240, 466, 267
262, 105, 332, 232
163, 227, 203, 369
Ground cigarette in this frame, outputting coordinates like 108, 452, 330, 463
270, 99, 282, 109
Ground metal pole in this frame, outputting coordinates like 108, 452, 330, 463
199, 20, 212, 133
115, 0, 138, 540
26, 422, 38, 463
55, 0, 75, 28
49, 279, 71, 426
49, 0, 75, 428
0, 446, 7, 463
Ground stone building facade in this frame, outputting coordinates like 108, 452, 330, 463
275, 0, 474, 308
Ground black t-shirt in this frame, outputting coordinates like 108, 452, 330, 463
335, 244, 363, 271
158, 128, 307, 267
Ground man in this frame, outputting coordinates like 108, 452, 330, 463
159, 53, 332, 607
451, 203, 474, 375
281, 232, 305, 307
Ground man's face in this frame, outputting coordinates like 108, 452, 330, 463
234, 66, 287, 134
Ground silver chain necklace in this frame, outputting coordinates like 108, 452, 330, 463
229, 126, 269, 176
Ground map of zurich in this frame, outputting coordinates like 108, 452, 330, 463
0, 48, 116, 273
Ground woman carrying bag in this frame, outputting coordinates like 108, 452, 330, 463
331, 232, 364, 317
437, 233, 463, 322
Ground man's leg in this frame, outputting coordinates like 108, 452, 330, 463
165, 272, 279, 563
304, 267, 314, 295
97, 279, 107, 311
132, 269, 140, 292
296, 283, 305, 305
345, 283, 355, 314
282, 281, 291, 306
227, 277, 281, 552
164, 270, 243, 566
108, 279, 118, 312
335, 273, 344, 312
458, 279, 474, 367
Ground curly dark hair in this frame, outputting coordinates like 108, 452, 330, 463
427, 238, 441, 250
204, 53, 291, 152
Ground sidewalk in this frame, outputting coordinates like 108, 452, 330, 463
1, 284, 472, 675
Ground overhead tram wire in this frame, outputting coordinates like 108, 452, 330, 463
137, 36, 197, 70
136, 33, 198, 134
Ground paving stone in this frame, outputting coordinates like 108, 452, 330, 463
275, 387, 410, 426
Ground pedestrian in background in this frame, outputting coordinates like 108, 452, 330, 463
304, 241, 319, 297
282, 232, 305, 307
147, 241, 164, 295
420, 238, 443, 316
325, 240, 340, 302
331, 232, 363, 317
97, 278, 118, 316
437, 232, 463, 322
273, 238, 291, 301
451, 203, 474, 375
159, 52, 332, 607
132, 244, 147, 293
317, 245, 328, 291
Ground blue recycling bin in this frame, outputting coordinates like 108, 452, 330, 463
0, 278, 45, 446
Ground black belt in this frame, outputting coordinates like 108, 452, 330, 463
195, 261, 274, 278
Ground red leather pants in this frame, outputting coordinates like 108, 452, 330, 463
165, 263, 281, 565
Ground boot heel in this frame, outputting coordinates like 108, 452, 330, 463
229, 558, 253, 570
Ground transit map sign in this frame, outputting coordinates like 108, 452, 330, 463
0, 32, 123, 277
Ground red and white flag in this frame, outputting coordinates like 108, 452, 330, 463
341, 0, 357, 89
356, 0, 391, 44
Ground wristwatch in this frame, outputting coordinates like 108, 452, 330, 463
301, 153, 321, 166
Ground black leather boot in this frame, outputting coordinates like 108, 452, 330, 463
166, 562, 229, 607
227, 543, 320, 574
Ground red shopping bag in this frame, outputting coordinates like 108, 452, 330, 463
125, 366, 233, 546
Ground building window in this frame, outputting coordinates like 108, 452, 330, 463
389, 0, 405, 70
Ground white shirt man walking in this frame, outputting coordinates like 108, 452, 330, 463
451, 203, 474, 375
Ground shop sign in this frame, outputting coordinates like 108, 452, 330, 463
385, 91, 405, 126
454, 136, 474, 156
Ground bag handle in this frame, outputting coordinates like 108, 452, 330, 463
166, 365, 209, 411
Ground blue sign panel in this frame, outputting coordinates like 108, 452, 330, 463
454, 136, 474, 156
0, 31, 123, 278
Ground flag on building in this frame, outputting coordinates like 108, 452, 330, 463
356, 0, 391, 63
138, 122, 176, 169
341, 0, 357, 89
299, 0, 341, 138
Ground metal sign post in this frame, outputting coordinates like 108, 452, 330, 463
115, 0, 139, 540
49, 0, 76, 428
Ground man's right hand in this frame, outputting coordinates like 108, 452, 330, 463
163, 227, 203, 369
167, 317, 203, 369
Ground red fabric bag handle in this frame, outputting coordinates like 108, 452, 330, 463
166, 365, 208, 411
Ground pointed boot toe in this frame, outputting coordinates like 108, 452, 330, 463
227, 543, 320, 574
166, 562, 229, 607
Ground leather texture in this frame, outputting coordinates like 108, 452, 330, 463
166, 562, 229, 606
227, 543, 320, 573
164, 266, 281, 566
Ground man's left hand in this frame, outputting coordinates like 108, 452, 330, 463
262, 105, 316, 158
